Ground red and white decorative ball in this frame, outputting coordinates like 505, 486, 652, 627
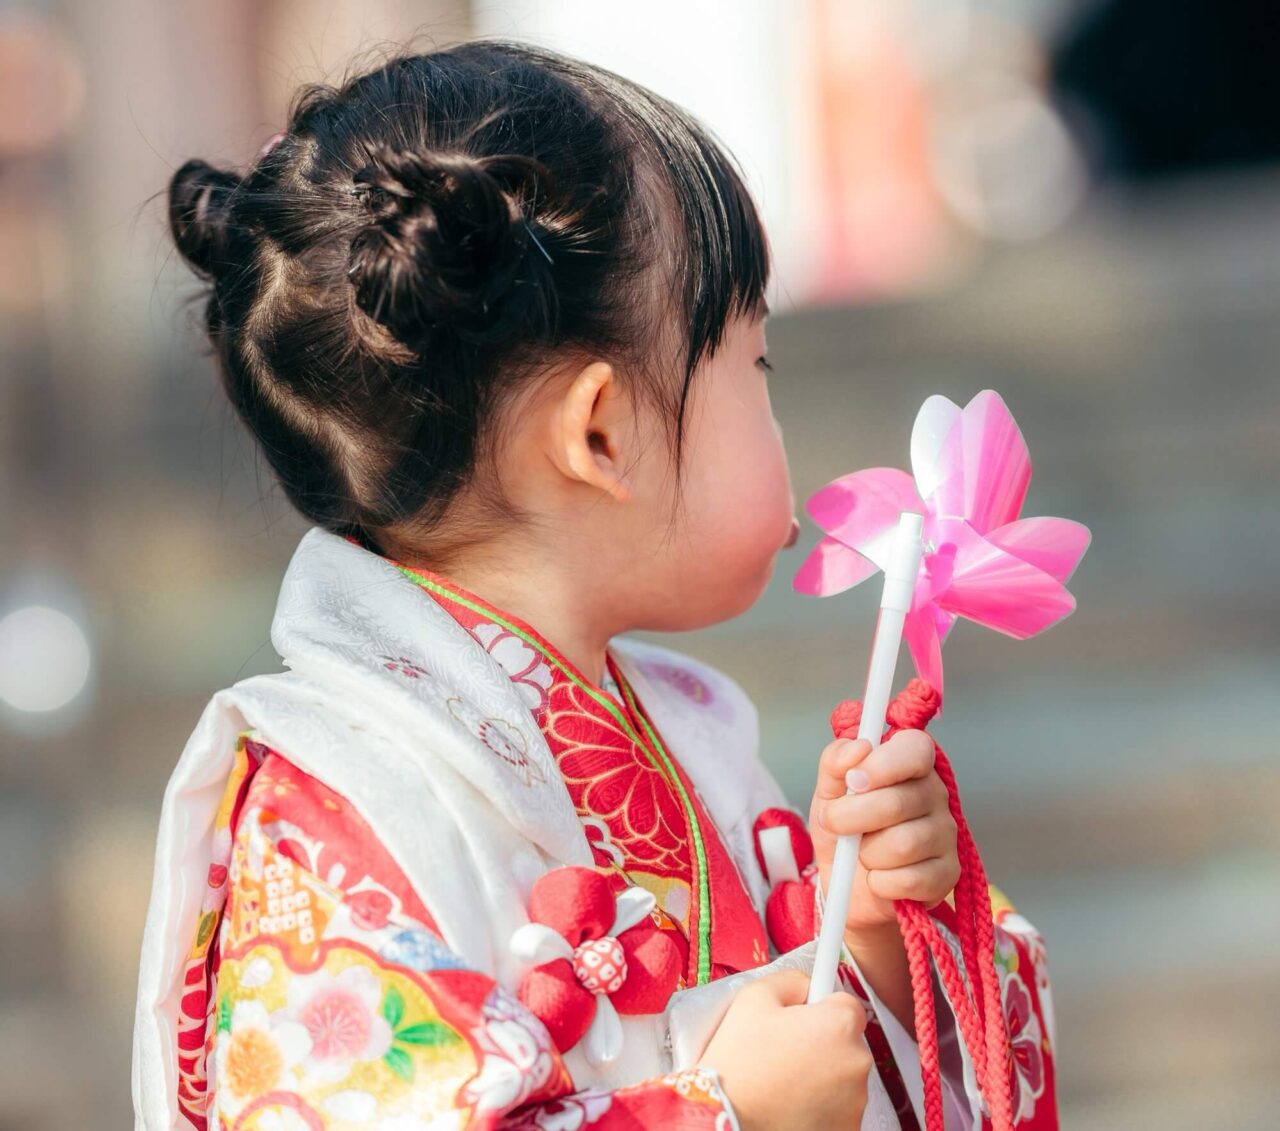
573, 936, 627, 995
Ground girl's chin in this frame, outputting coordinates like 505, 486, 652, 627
642, 544, 783, 630
716, 559, 777, 621
646, 575, 770, 632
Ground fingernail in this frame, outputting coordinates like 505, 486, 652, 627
846, 769, 870, 793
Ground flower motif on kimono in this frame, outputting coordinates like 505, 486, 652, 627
380, 654, 431, 680
1002, 970, 1046, 1123
550, 695, 692, 876
215, 999, 311, 1100
994, 905, 1048, 984
661, 1069, 737, 1127
446, 694, 547, 787
995, 902, 1056, 1055
503, 1089, 614, 1131
471, 621, 555, 717
579, 816, 624, 869
246, 781, 420, 943
463, 985, 561, 1112
634, 658, 733, 724
202, 825, 234, 913
276, 965, 395, 1083
510, 867, 682, 1067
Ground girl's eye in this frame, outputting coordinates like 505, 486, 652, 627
756, 356, 774, 374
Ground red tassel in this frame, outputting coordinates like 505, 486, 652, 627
831, 678, 1015, 1131
753, 809, 821, 953
764, 877, 818, 954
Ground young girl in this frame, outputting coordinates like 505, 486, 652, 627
134, 41, 1058, 1131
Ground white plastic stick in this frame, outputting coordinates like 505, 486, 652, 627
808, 512, 925, 1003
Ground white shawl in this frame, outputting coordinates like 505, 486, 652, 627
132, 527, 956, 1130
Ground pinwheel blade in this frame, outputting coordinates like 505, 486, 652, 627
910, 394, 962, 501
903, 605, 946, 703
806, 468, 921, 549
931, 390, 1032, 535
986, 517, 1091, 585
941, 531, 1078, 639
793, 535, 881, 596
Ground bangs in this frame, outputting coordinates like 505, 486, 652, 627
639, 104, 772, 380
526, 43, 771, 378
620, 93, 772, 465
665, 119, 772, 377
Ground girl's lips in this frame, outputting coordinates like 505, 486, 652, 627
784, 517, 800, 548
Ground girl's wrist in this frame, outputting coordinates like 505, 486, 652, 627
842, 920, 915, 1036
844, 919, 903, 958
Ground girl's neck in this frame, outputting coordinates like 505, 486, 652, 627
405, 546, 618, 688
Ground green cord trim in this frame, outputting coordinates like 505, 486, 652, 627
394, 563, 713, 984
617, 673, 713, 986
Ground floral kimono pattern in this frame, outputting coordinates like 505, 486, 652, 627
183, 740, 737, 1131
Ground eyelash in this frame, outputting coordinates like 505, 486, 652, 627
757, 356, 774, 373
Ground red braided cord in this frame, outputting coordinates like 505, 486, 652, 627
888, 686, 997, 1065
934, 749, 1014, 1130
830, 680, 1016, 1131
902, 908, 945, 1131
896, 900, 989, 1074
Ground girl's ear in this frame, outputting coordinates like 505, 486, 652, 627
549, 361, 633, 503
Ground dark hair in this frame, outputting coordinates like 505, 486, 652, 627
167, 40, 769, 557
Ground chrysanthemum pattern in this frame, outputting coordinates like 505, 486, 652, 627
548, 680, 693, 877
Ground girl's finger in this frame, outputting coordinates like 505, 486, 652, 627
819, 778, 936, 837
844, 729, 936, 794
865, 856, 961, 905
813, 737, 873, 802
857, 815, 956, 871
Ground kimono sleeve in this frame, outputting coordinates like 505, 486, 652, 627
208, 746, 740, 1130
986, 890, 1058, 1129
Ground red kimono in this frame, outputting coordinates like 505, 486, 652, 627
164, 560, 1058, 1130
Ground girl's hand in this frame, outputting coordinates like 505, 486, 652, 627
698, 969, 871, 1131
809, 730, 960, 935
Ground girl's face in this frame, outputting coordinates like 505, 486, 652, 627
467, 307, 795, 644
631, 310, 797, 631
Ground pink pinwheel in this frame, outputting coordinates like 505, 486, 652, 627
793, 391, 1090, 704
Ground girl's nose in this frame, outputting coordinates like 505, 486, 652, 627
784, 517, 800, 548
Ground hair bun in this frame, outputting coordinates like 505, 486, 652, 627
346, 146, 557, 350
168, 159, 242, 278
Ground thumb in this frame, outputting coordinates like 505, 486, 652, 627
749, 968, 813, 1007
814, 736, 873, 802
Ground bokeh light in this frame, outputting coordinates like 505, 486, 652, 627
931, 74, 1086, 242
0, 12, 85, 157
0, 605, 93, 714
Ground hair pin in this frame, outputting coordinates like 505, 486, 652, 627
524, 221, 555, 265
256, 130, 288, 162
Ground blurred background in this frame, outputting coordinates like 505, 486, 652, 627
1, 0, 1277, 1127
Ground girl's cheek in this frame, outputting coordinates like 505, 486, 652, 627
772, 417, 794, 494
738, 425, 794, 558
762, 417, 793, 512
